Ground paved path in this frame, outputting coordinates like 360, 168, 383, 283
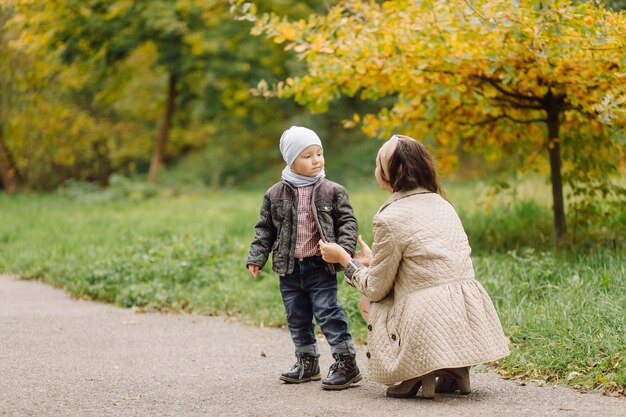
1, 275, 624, 417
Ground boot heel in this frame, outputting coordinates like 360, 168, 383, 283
456, 367, 471, 395
421, 373, 436, 399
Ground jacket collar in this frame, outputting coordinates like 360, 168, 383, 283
281, 177, 325, 193
378, 187, 431, 213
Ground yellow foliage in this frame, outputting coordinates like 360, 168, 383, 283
277, 23, 296, 41
248, 0, 625, 177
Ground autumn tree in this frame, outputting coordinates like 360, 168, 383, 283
41, 0, 333, 185
44, 0, 233, 183
0, 0, 343, 190
0, 2, 20, 192
236, 0, 626, 247
3, 1, 161, 189
187, 0, 344, 186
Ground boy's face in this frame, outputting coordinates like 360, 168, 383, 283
291, 145, 324, 177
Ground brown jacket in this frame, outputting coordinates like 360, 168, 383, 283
247, 179, 358, 275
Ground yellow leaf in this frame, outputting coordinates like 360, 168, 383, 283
278, 23, 296, 41
293, 43, 308, 53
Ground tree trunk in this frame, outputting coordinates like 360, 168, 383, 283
546, 104, 566, 248
148, 73, 177, 184
0, 129, 19, 193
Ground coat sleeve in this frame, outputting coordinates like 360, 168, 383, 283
246, 193, 276, 268
351, 216, 402, 302
334, 186, 358, 256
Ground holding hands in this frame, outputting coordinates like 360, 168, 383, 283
248, 235, 372, 279
319, 235, 372, 267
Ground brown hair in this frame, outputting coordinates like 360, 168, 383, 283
381, 138, 444, 195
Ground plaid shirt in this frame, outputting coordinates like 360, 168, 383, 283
294, 185, 322, 259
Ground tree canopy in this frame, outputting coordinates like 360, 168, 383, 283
236, 0, 626, 246
0, 0, 326, 189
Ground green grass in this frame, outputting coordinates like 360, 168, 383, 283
475, 250, 625, 393
0, 183, 624, 395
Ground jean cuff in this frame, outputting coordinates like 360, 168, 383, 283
295, 344, 319, 356
330, 340, 357, 355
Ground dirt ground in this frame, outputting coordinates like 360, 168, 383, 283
1, 275, 624, 417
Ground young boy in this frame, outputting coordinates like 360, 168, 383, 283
246, 126, 361, 390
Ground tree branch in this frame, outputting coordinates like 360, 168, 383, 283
494, 96, 545, 109
469, 114, 547, 126
581, 46, 626, 51
479, 76, 542, 103
419, 68, 458, 76
463, 0, 490, 22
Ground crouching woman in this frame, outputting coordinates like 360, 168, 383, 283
320, 135, 509, 398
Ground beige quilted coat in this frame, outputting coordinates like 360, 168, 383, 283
349, 188, 509, 384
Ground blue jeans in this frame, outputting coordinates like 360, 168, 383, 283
279, 256, 355, 355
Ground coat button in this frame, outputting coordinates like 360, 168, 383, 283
367, 324, 372, 331
366, 352, 371, 359
391, 334, 397, 341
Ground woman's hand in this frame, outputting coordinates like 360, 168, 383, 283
318, 240, 352, 266
354, 235, 372, 266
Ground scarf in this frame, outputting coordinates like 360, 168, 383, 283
281, 166, 325, 187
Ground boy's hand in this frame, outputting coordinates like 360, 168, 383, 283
354, 235, 372, 266
247, 264, 261, 278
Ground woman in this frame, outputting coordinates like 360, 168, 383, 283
319, 135, 509, 399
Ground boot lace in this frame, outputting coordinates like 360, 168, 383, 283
291, 354, 305, 371
329, 354, 349, 376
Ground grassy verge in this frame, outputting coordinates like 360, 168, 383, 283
475, 251, 625, 394
0, 184, 624, 395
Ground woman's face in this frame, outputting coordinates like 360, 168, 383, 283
375, 157, 393, 192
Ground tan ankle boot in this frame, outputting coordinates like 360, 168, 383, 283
386, 372, 436, 399
435, 366, 471, 394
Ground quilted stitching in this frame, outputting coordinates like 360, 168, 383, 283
352, 191, 509, 384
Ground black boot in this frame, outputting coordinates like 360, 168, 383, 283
321, 353, 362, 390
280, 352, 321, 383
